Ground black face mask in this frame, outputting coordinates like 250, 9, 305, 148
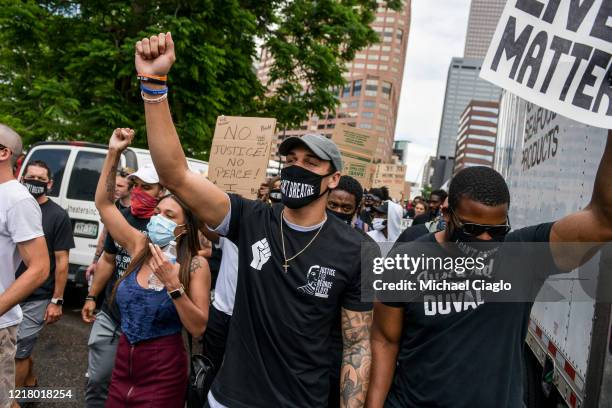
23, 179, 47, 198
449, 226, 504, 258
330, 210, 354, 225
269, 188, 282, 203
280, 165, 332, 209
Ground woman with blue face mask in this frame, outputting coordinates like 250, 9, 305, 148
95, 128, 210, 408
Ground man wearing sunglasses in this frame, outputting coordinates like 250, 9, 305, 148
0, 124, 49, 407
368, 133, 612, 408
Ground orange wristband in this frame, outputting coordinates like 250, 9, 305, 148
137, 73, 168, 81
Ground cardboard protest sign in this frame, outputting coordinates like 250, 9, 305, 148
208, 116, 276, 198
331, 124, 377, 189
372, 163, 408, 202
481, 0, 612, 128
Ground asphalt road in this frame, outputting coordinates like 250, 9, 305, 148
24, 292, 90, 406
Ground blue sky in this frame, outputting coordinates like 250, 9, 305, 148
395, 0, 471, 182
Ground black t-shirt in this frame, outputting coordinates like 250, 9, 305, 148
101, 208, 149, 323
211, 195, 372, 408
16, 199, 75, 301
396, 223, 429, 243
384, 222, 561, 408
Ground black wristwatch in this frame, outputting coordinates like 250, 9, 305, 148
51, 298, 64, 306
85, 295, 97, 302
167, 285, 185, 300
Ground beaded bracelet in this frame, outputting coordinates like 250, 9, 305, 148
140, 83, 168, 95
141, 91, 168, 104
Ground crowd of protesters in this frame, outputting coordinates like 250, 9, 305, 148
0, 31, 611, 408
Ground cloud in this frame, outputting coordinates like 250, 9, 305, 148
395, 0, 471, 183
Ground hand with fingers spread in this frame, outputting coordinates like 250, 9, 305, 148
147, 243, 182, 290
109, 128, 135, 152
135, 32, 176, 77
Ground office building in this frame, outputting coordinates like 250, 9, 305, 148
464, 0, 507, 59
454, 100, 499, 175
258, 1, 412, 162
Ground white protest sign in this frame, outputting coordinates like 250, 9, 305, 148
208, 116, 276, 199
481, 0, 612, 129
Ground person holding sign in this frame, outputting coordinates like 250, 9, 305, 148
135, 32, 373, 408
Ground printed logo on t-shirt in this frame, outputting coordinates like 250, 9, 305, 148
250, 238, 271, 270
297, 265, 336, 298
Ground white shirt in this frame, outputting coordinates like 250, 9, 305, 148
212, 237, 239, 316
0, 180, 44, 328
367, 229, 387, 243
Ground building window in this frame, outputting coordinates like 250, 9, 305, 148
382, 45, 391, 52
380, 55, 390, 61
368, 54, 380, 61
376, 125, 386, 132
359, 123, 372, 129
362, 111, 374, 118
354, 63, 365, 69
353, 80, 362, 97
364, 100, 376, 108
396, 29, 404, 42
382, 81, 392, 99
342, 84, 351, 98
379, 65, 388, 71
356, 53, 366, 59
349, 100, 359, 108
367, 64, 377, 70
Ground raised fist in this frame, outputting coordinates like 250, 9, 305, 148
135, 32, 176, 76
109, 128, 135, 152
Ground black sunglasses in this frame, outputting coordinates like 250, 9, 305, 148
451, 210, 511, 237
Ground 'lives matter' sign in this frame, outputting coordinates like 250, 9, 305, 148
208, 116, 276, 198
481, 0, 612, 128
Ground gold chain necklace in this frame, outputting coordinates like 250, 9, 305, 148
280, 209, 326, 273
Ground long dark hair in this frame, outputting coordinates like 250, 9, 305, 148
111, 194, 200, 302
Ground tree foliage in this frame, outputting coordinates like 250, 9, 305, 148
0, 0, 402, 158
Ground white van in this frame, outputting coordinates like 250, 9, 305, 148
18, 141, 208, 295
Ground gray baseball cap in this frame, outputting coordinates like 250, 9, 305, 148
278, 133, 343, 172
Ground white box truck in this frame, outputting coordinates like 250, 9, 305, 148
495, 91, 612, 408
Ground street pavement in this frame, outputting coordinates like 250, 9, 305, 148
23, 293, 90, 406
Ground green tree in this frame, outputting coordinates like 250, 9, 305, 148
0, 0, 403, 158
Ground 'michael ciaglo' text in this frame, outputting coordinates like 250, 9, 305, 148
371, 254, 513, 294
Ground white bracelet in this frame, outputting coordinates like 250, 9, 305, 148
141, 91, 168, 104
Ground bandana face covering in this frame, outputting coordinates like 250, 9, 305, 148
280, 165, 332, 209
130, 186, 158, 219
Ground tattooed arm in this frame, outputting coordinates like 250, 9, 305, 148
148, 250, 211, 337
94, 128, 145, 257
340, 308, 373, 408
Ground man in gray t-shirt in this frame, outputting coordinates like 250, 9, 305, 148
0, 124, 49, 406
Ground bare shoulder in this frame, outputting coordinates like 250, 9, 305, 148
190, 255, 209, 273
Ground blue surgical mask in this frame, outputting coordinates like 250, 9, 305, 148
147, 215, 182, 247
